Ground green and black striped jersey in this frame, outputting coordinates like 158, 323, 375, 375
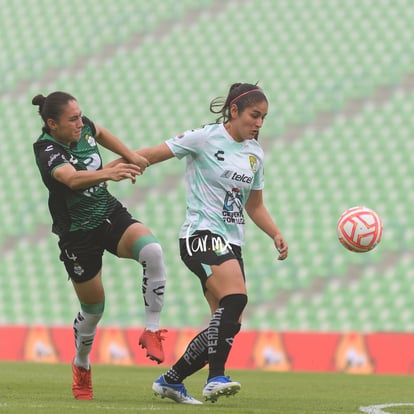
33, 116, 118, 236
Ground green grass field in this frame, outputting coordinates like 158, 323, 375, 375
0, 362, 413, 413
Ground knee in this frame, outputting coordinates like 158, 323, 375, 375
147, 242, 164, 262
219, 293, 248, 321
137, 242, 164, 263
132, 235, 164, 263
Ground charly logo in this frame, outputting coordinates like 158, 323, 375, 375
214, 150, 225, 161
185, 223, 232, 257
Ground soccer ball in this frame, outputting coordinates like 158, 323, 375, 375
336, 206, 383, 252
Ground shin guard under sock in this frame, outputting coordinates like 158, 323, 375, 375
73, 302, 104, 369
133, 235, 167, 331
207, 294, 247, 379
165, 328, 209, 384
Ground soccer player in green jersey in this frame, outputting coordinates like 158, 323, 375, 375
126, 83, 288, 404
33, 91, 168, 400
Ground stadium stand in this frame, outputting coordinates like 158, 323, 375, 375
1, 0, 414, 331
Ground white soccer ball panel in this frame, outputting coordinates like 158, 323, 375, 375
336, 206, 383, 253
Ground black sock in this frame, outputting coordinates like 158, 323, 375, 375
164, 328, 209, 384
207, 294, 247, 379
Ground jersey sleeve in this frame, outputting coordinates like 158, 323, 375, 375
165, 128, 206, 159
252, 150, 265, 190
252, 166, 264, 190
34, 141, 71, 177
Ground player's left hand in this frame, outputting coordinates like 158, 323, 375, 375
274, 233, 288, 260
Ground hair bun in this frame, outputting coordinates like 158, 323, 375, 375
32, 94, 46, 107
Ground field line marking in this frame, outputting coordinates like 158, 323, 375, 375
359, 403, 414, 413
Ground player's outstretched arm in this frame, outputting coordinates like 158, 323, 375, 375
104, 142, 174, 169
53, 162, 142, 190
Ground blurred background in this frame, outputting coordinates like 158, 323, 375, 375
1, 0, 413, 333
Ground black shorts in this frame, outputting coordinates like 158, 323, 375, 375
58, 202, 139, 283
179, 230, 245, 292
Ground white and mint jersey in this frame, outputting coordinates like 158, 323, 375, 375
166, 123, 264, 246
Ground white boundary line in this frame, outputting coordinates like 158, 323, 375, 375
359, 403, 414, 413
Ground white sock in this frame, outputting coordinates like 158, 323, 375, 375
139, 243, 166, 331
73, 310, 102, 369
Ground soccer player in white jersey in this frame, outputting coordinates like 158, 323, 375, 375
132, 83, 288, 404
